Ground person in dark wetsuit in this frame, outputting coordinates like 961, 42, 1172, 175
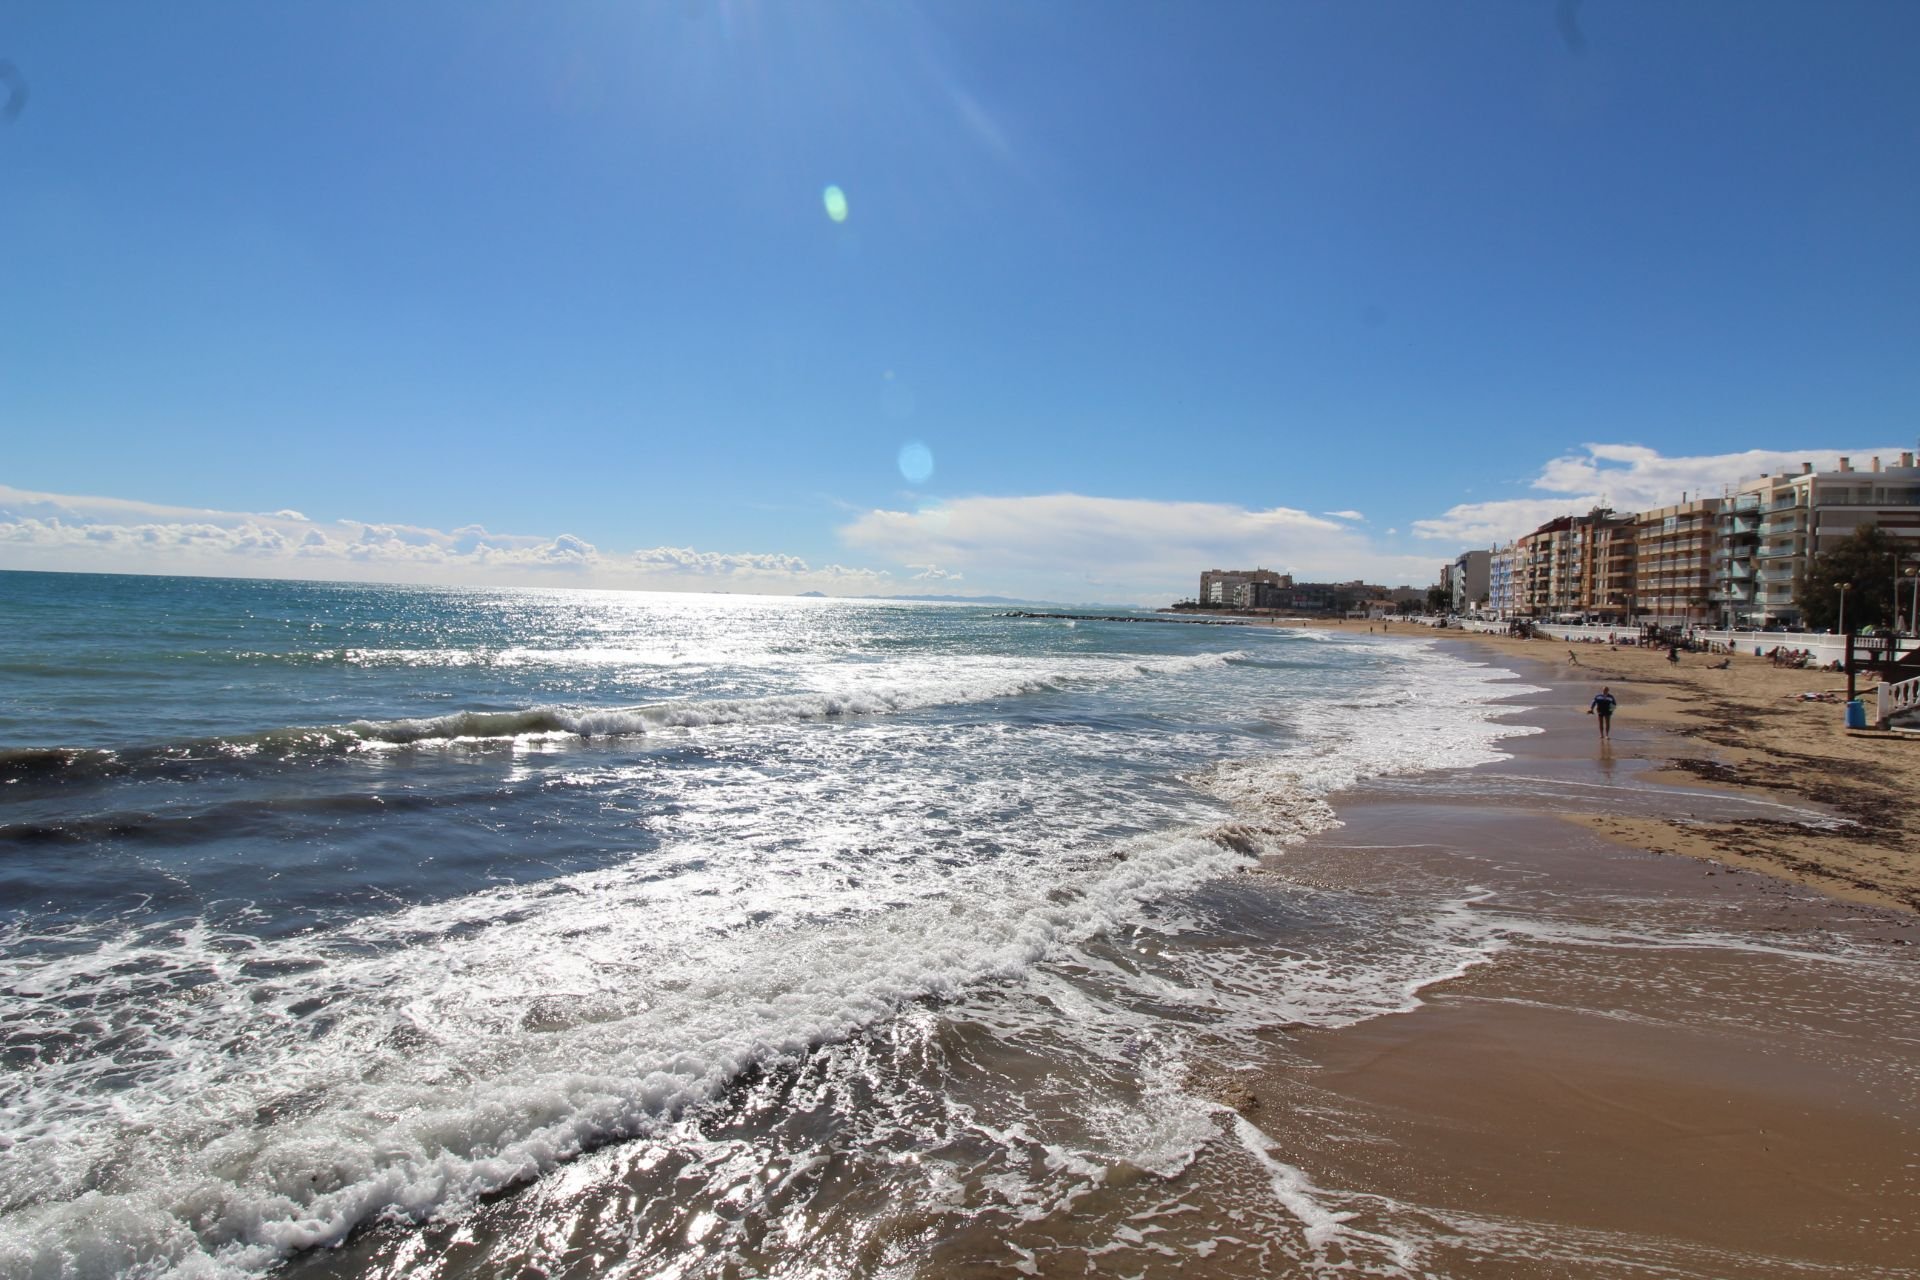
1588, 686, 1617, 740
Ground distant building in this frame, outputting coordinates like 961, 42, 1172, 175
1198, 568, 1291, 609
1293, 581, 1354, 611
1265, 579, 1399, 614
1488, 543, 1517, 619
1449, 549, 1490, 613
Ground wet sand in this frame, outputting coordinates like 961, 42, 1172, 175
1213, 635, 1920, 1277
1312, 618, 1920, 915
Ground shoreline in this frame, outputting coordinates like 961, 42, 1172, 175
1199, 628, 1920, 1276
263, 617, 1920, 1279
1299, 616, 1920, 917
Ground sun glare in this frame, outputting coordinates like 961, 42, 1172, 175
822, 184, 848, 223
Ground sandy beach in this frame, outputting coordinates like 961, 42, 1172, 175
1312, 618, 1920, 915
1193, 622, 1920, 1277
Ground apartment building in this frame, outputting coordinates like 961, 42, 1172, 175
1716, 454, 1920, 626
1488, 542, 1517, 618
1635, 497, 1724, 625
1514, 508, 1637, 621
1449, 549, 1490, 613
1197, 568, 1290, 608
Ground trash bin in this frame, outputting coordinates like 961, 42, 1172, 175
1845, 699, 1868, 730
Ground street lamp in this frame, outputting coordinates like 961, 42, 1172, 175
1836, 581, 1852, 636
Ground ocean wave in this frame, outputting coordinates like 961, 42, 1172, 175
0, 825, 1256, 1280
1193, 637, 1545, 844
0, 651, 1246, 789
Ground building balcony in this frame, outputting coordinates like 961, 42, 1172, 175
1817, 494, 1920, 507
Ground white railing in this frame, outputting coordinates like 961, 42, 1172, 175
1878, 673, 1920, 726
1704, 633, 1912, 671
1423, 620, 1920, 672
1689, 629, 1849, 664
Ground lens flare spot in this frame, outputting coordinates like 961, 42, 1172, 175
898, 442, 934, 485
822, 185, 849, 223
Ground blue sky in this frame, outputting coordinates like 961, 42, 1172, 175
3, 2, 1917, 602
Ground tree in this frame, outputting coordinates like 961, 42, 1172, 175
1795, 524, 1900, 632
1426, 584, 1450, 613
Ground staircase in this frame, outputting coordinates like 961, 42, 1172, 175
1875, 672, 1920, 728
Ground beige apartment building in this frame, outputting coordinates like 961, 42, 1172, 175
1715, 454, 1920, 626
1514, 508, 1637, 621
1636, 497, 1724, 625
1197, 568, 1290, 608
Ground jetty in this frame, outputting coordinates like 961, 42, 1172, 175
1001, 611, 1249, 626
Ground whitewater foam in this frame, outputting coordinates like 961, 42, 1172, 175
0, 598, 1563, 1280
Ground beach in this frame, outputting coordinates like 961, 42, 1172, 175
1312, 618, 1920, 914
289, 620, 1920, 1278
1191, 623, 1920, 1277
5, 575, 1918, 1279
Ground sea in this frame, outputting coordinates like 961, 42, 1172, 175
5, 571, 1909, 1280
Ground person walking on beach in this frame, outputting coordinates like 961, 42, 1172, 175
1588, 686, 1617, 740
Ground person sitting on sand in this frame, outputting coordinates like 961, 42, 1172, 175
1588, 686, 1617, 739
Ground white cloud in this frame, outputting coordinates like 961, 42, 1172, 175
0, 485, 897, 596
1412, 443, 1914, 546
1323, 510, 1366, 522
839, 494, 1437, 602
909, 564, 962, 582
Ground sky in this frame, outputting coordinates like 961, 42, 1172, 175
2, 2, 1917, 604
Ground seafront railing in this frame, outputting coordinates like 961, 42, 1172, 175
1446, 620, 1870, 668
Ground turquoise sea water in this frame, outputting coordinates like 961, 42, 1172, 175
0, 571, 1538, 1278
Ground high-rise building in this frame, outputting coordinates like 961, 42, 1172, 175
1450, 549, 1490, 613
1514, 509, 1636, 621
1716, 454, 1920, 627
1488, 543, 1517, 618
1636, 497, 1724, 625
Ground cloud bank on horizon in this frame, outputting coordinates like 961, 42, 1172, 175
4, 442, 1907, 602
0, 486, 897, 598
0, 483, 1431, 602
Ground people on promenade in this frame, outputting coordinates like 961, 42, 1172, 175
1588, 686, 1617, 740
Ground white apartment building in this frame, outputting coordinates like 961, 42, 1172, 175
1716, 454, 1920, 626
